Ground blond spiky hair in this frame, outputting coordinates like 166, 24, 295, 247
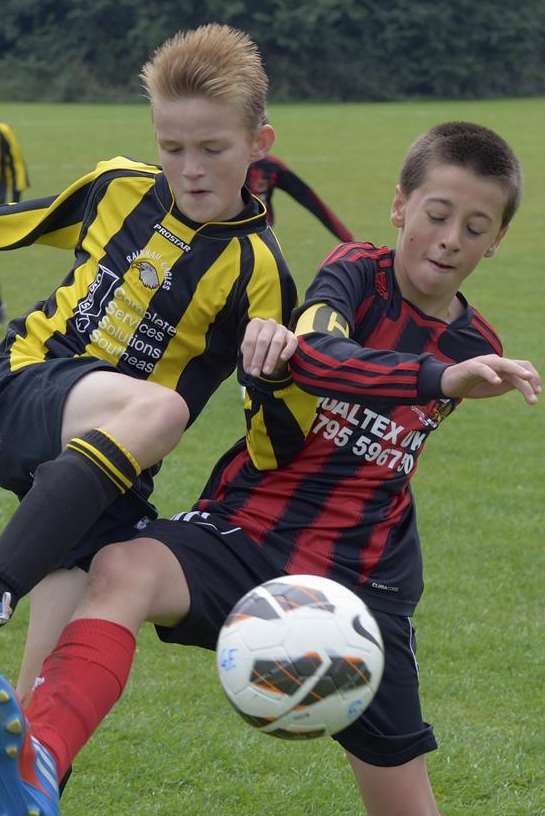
140, 23, 269, 131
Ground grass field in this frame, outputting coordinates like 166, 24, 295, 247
0, 98, 544, 815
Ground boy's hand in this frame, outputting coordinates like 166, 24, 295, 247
441, 355, 541, 404
241, 318, 298, 378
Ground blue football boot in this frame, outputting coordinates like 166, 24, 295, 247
0, 674, 59, 816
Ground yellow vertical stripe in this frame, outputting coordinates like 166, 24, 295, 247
8, 175, 158, 371
245, 382, 318, 470
245, 234, 284, 321
150, 240, 242, 389
83, 230, 186, 365
247, 404, 278, 469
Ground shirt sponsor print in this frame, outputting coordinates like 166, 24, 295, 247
311, 397, 446, 476
75, 264, 119, 332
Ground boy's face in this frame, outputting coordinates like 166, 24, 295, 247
391, 163, 508, 316
153, 96, 274, 224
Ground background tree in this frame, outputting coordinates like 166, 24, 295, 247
1, 0, 545, 101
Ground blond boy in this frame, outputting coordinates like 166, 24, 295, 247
0, 25, 296, 698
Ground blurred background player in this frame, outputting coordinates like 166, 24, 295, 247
0, 122, 30, 323
0, 123, 29, 205
0, 122, 540, 816
247, 153, 353, 242
0, 24, 297, 705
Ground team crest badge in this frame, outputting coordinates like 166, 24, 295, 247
410, 397, 456, 429
130, 260, 160, 289
410, 406, 437, 428
430, 398, 456, 425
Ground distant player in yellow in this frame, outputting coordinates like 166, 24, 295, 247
0, 25, 297, 703
0, 123, 29, 205
0, 122, 30, 322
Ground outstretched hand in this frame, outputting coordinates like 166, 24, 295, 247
441, 355, 541, 404
241, 317, 298, 378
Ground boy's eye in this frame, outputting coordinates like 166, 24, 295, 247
162, 146, 182, 154
467, 225, 484, 236
428, 213, 446, 223
204, 147, 223, 155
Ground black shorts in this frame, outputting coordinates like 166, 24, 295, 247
134, 511, 437, 767
0, 357, 158, 570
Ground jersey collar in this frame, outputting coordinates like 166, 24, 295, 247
154, 174, 268, 239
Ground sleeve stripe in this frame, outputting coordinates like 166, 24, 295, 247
471, 312, 503, 355
297, 336, 420, 376
292, 355, 419, 386
291, 369, 417, 398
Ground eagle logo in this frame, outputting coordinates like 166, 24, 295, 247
130, 260, 160, 289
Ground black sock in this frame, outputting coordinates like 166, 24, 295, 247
0, 429, 141, 609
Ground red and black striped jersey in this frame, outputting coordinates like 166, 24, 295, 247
197, 242, 502, 615
0, 157, 297, 422
246, 155, 353, 242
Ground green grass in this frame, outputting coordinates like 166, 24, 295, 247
1, 98, 544, 815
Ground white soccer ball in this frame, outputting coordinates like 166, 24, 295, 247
216, 574, 384, 739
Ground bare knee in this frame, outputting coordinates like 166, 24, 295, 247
131, 385, 188, 435
62, 373, 190, 459
86, 541, 152, 603
116, 384, 189, 455
80, 537, 190, 629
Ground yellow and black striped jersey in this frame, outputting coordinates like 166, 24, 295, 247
0, 156, 297, 421
0, 123, 29, 204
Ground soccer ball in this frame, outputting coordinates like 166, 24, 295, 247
216, 574, 384, 739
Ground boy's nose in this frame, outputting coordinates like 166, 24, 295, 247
182, 155, 204, 177
439, 226, 461, 252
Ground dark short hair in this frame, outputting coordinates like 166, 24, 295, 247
400, 121, 522, 226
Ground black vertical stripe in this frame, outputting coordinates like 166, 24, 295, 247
122, 235, 229, 377
396, 318, 431, 354
44, 182, 164, 358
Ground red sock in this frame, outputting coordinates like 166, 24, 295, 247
26, 618, 136, 781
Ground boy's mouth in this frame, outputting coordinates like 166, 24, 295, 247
428, 258, 455, 271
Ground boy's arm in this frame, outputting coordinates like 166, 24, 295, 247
239, 318, 317, 470
0, 174, 95, 251
292, 304, 540, 407
0, 157, 159, 252
275, 163, 353, 242
291, 301, 448, 405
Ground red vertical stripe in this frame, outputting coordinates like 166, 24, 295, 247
199, 447, 249, 507
359, 490, 411, 581
227, 440, 336, 545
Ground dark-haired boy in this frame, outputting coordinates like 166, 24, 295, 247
0, 122, 540, 816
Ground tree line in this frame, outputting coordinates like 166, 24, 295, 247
1, 0, 545, 102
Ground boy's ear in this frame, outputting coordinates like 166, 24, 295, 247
390, 184, 407, 228
252, 124, 275, 161
494, 224, 509, 249
488, 223, 509, 256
